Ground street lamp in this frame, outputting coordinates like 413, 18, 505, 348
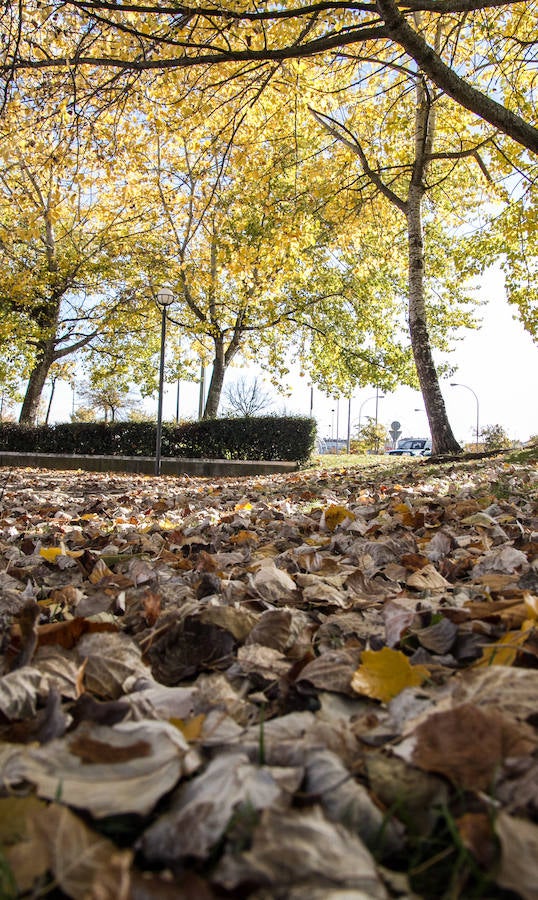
155, 286, 174, 476
450, 382, 479, 450
358, 393, 384, 433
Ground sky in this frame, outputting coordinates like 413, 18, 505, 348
47, 267, 537, 446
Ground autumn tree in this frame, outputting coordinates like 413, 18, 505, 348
1, 1, 536, 155
302, 11, 512, 454
0, 96, 160, 424
130, 107, 367, 419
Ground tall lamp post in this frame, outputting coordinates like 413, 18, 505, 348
155, 286, 174, 476
450, 382, 479, 450
358, 393, 384, 435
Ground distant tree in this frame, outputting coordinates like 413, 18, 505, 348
481, 424, 512, 452
70, 406, 96, 423
354, 420, 389, 454
78, 382, 141, 423
222, 377, 273, 418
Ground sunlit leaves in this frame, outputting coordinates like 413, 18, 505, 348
351, 647, 429, 702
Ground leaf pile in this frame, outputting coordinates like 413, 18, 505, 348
0, 451, 537, 899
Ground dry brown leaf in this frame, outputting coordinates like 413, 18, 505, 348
140, 753, 302, 865
304, 749, 403, 852
0, 665, 44, 719
5, 720, 200, 817
250, 560, 298, 604
7, 803, 132, 899
297, 649, 361, 695
89, 558, 116, 583
456, 812, 496, 868
77, 631, 149, 699
409, 704, 536, 790
199, 604, 258, 641
406, 564, 451, 591
452, 666, 538, 721
213, 806, 388, 897
495, 812, 538, 900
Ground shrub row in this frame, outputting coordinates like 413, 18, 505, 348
0, 417, 317, 463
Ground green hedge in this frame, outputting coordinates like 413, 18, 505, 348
0, 417, 317, 463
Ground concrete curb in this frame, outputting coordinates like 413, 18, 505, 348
0, 452, 299, 477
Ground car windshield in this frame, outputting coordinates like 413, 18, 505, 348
399, 439, 424, 450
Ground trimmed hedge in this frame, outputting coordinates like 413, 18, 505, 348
0, 416, 317, 463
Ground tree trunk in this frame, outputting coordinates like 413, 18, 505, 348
203, 351, 226, 419
406, 185, 461, 455
19, 343, 56, 425
203, 334, 243, 419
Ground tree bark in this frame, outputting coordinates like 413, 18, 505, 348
376, 0, 538, 156
203, 331, 244, 418
19, 342, 56, 425
406, 185, 462, 454
204, 358, 225, 419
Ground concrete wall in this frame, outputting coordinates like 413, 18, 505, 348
0, 452, 298, 477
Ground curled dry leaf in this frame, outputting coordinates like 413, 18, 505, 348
3, 720, 200, 817
139, 752, 302, 864
147, 614, 236, 685
297, 648, 361, 695
304, 749, 404, 853
213, 806, 388, 898
76, 631, 149, 699
6, 802, 132, 899
495, 811, 538, 900
250, 559, 298, 604
406, 564, 451, 591
0, 665, 44, 719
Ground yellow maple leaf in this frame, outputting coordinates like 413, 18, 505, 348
351, 647, 429, 702
323, 504, 356, 532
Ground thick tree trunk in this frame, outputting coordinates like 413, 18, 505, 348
203, 334, 243, 419
203, 352, 226, 419
406, 186, 462, 455
19, 343, 56, 425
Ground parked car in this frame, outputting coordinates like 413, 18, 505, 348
388, 438, 432, 456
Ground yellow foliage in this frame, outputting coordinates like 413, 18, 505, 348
39, 544, 83, 563
170, 714, 205, 742
351, 647, 429, 703
323, 504, 356, 532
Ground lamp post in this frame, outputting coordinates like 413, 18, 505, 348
450, 382, 479, 450
155, 286, 174, 476
358, 393, 384, 435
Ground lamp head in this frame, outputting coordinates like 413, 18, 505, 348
156, 286, 174, 307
